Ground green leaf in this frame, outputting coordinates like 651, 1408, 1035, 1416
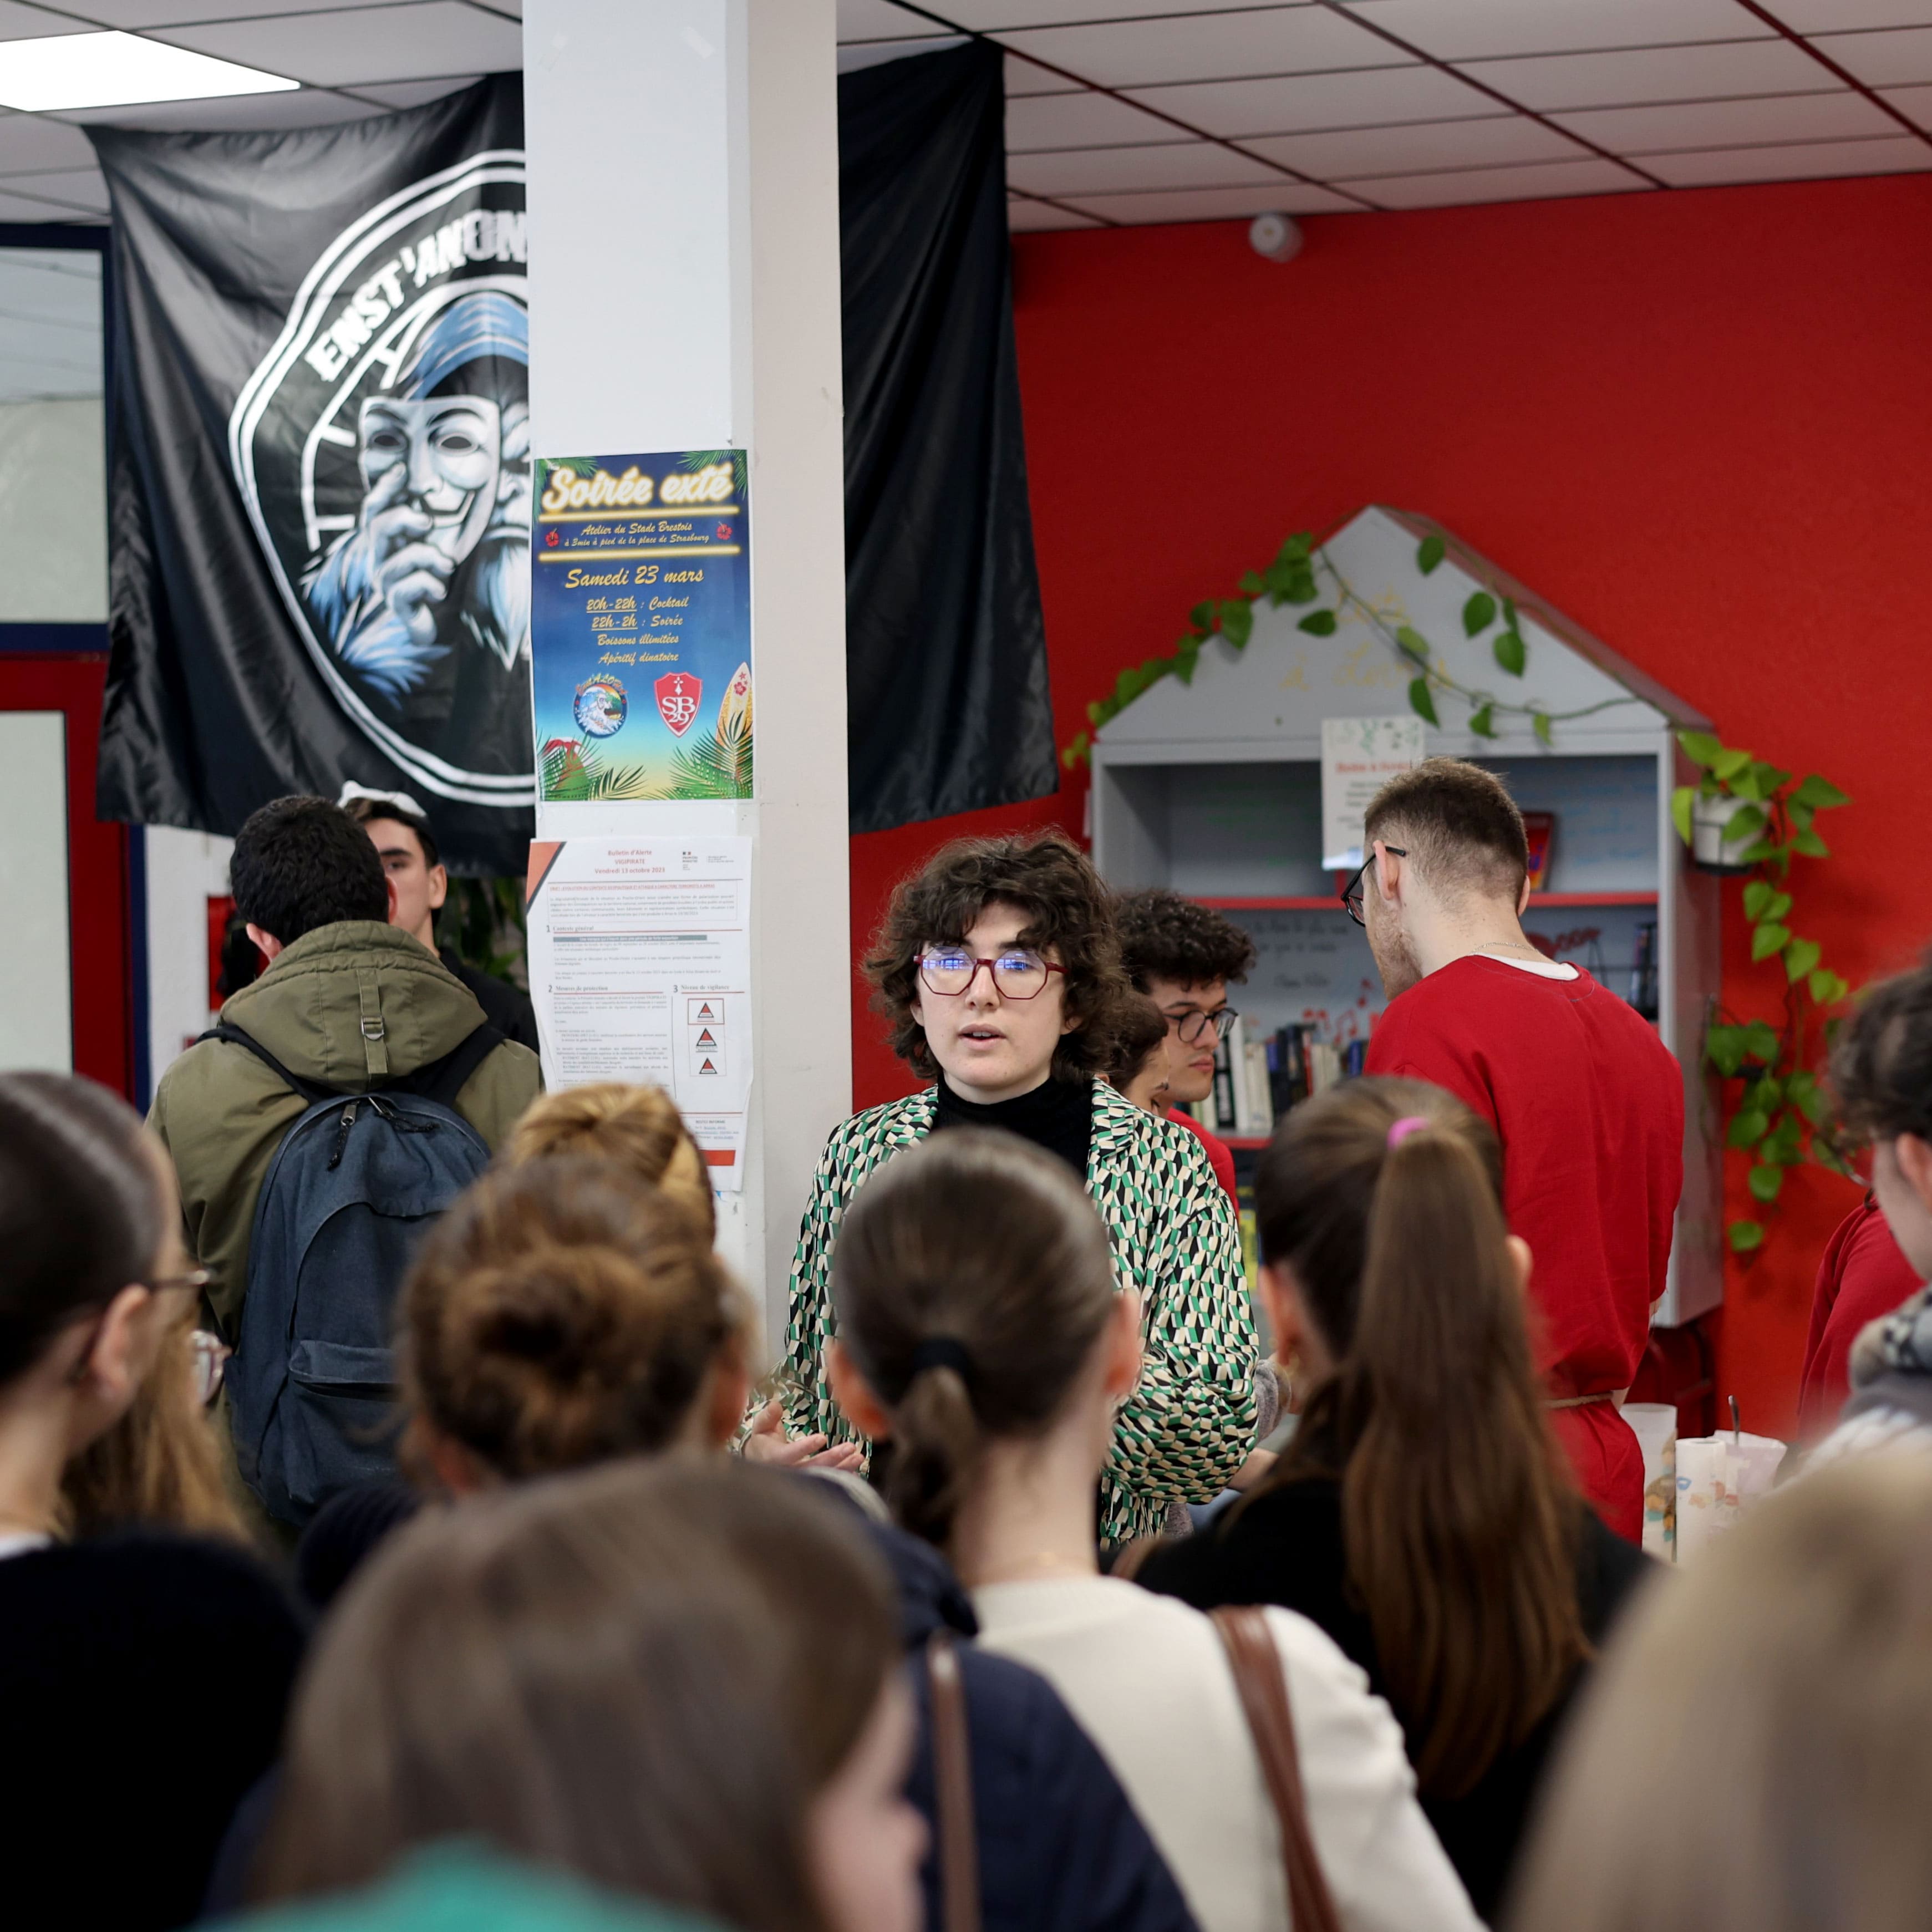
1188, 601, 1214, 632
1278, 533, 1313, 565
1704, 1024, 1747, 1078
1750, 922, 1790, 962
1086, 699, 1106, 725
1711, 746, 1753, 781
1791, 825, 1830, 857
1787, 801, 1813, 832
1533, 711, 1554, 747
1408, 678, 1439, 726
1297, 609, 1338, 636
1468, 704, 1497, 738
1767, 1111, 1806, 1161
1416, 534, 1446, 576
1395, 626, 1431, 663
1751, 763, 1791, 797
1238, 570, 1267, 597
1671, 786, 1696, 846
1220, 599, 1253, 648
1807, 968, 1849, 1007
1738, 838, 1783, 867
1793, 773, 1849, 811
1746, 1076, 1784, 1112
1493, 628, 1527, 677
1503, 596, 1518, 626
1784, 937, 1822, 983
1742, 1020, 1783, 1064
1729, 1219, 1766, 1254
1282, 571, 1319, 606
1060, 731, 1089, 770
1748, 1162, 1784, 1204
1723, 804, 1767, 843
1462, 591, 1497, 637
1762, 892, 1792, 924
1742, 880, 1773, 921
1677, 730, 1726, 769
1727, 1107, 1770, 1150
1727, 767, 1763, 802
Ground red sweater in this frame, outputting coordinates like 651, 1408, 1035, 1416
1365, 958, 1684, 1400
1797, 1199, 1921, 1438
1169, 1107, 1239, 1207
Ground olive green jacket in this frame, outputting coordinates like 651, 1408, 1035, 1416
149, 921, 542, 1336
785, 1079, 1260, 1543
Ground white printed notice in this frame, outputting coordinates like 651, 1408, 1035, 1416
526, 836, 752, 1191
1320, 715, 1427, 871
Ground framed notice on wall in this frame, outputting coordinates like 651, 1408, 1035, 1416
530, 450, 753, 804
1320, 715, 1426, 870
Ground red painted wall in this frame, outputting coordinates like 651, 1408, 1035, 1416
850, 172, 1932, 1441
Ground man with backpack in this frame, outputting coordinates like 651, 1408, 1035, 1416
150, 796, 541, 1526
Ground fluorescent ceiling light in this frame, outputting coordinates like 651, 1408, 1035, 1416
0, 32, 298, 113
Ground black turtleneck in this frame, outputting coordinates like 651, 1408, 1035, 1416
931, 1075, 1094, 1179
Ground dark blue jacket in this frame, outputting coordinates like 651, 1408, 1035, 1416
867, 1517, 1198, 1932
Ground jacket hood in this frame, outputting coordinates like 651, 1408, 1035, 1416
866, 1517, 979, 1649
220, 921, 489, 1087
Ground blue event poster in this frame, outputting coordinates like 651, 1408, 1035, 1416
530, 450, 752, 801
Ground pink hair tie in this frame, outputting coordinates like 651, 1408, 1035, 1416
1386, 1115, 1430, 1149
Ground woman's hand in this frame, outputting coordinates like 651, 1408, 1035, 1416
1227, 1448, 1278, 1492
742, 1397, 865, 1471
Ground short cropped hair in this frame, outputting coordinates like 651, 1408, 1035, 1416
1830, 955, 1932, 1145
1113, 888, 1256, 993
342, 793, 441, 872
231, 795, 389, 947
1363, 757, 1527, 904
864, 829, 1130, 1082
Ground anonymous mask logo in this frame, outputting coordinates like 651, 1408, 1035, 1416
230, 154, 532, 810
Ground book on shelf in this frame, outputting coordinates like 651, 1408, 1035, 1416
1522, 811, 1556, 893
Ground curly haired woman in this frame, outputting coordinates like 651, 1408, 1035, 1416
785, 830, 1265, 1545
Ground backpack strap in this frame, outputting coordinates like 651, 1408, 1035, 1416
925, 1630, 980, 1932
385, 1021, 506, 1112
200, 1023, 339, 1107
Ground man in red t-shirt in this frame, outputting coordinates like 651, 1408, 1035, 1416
1355, 759, 1684, 1542
1796, 1197, 1922, 1438
1112, 888, 1253, 1206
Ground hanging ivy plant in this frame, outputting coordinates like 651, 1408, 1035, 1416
1669, 731, 1853, 1256
1060, 527, 1637, 770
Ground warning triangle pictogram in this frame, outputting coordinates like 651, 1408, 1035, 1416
695, 1001, 716, 1019
699, 1057, 718, 1075
696, 1028, 717, 1046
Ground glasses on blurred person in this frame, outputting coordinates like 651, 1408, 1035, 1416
1167, 1007, 1238, 1046
916, 946, 1067, 1000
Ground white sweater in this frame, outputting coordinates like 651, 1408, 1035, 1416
972, 1576, 1483, 1932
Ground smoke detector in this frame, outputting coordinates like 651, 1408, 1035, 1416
1248, 212, 1303, 263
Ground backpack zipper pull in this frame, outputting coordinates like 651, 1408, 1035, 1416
327, 1100, 359, 1172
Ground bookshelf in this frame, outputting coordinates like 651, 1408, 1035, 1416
1090, 506, 1723, 1326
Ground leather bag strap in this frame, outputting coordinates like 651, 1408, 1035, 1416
926, 1629, 981, 1932
1209, 1605, 1344, 1932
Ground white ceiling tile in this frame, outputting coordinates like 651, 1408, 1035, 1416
962, 0, 1310, 21
0, 3, 90, 40
1876, 83, 1932, 131
1122, 63, 1497, 136
1755, 0, 1932, 26
0, 164, 106, 210
1342, 155, 1649, 207
1641, 133, 1932, 185
1330, 0, 1774, 60
0, 183, 101, 218
64, 0, 428, 23
53, 85, 380, 126
1244, 113, 1579, 177
840, 37, 962, 73
1009, 136, 1285, 195
1810, 28, 1932, 87
1005, 51, 1081, 96
154, 2, 521, 88
345, 74, 481, 106
1553, 89, 1894, 152
837, 0, 941, 42
0, 110, 96, 170
1060, 179, 1359, 222
473, 0, 516, 17
1006, 88, 1191, 151
993, 7, 1414, 91
1455, 39, 1833, 111
1006, 193, 1104, 230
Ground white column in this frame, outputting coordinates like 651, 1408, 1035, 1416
523, 0, 851, 1350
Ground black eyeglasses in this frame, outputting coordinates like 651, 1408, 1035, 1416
1166, 1006, 1238, 1046
1341, 845, 1406, 926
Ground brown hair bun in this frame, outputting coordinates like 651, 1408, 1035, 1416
505, 1083, 715, 1234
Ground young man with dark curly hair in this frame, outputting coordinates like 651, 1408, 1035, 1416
784, 830, 1266, 1543
1112, 889, 1257, 1205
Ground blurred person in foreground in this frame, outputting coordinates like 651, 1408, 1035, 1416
1511, 1455, 1932, 1932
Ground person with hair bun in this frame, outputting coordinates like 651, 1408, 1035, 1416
0, 1072, 303, 1930
792, 829, 1264, 1545
830, 1127, 1482, 1932
1135, 1078, 1650, 1919
504, 1081, 717, 1234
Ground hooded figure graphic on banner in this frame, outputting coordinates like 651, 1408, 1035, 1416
90, 76, 533, 873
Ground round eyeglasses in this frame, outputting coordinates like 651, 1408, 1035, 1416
917, 947, 1066, 1001
1167, 1006, 1239, 1046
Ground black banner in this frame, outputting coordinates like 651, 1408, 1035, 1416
91, 77, 532, 873
841, 40, 1057, 834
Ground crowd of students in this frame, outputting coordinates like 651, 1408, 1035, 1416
7, 761, 1932, 1931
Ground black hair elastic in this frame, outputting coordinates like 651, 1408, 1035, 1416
909, 1335, 974, 1382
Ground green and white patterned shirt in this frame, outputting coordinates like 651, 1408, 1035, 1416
784, 1079, 1260, 1543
